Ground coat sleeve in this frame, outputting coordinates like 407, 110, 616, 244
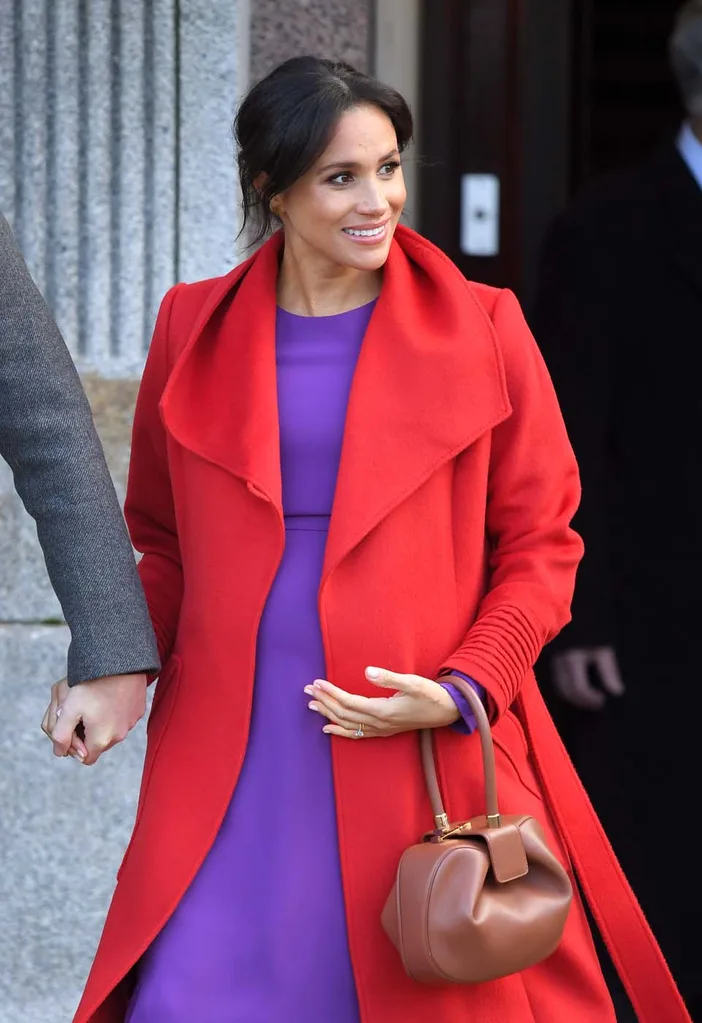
441, 289, 584, 719
0, 213, 159, 684
124, 285, 184, 671
528, 211, 618, 651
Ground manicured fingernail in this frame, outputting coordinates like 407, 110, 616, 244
323, 727, 331, 734
75, 750, 86, 761
303, 686, 313, 695
366, 667, 381, 679
308, 701, 318, 711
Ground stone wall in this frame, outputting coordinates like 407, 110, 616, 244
250, 0, 371, 82
0, 2, 248, 1020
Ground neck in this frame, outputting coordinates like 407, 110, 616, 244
276, 239, 381, 317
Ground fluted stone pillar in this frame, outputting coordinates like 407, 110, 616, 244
1, 3, 247, 1020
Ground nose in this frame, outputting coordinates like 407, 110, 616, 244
356, 178, 389, 217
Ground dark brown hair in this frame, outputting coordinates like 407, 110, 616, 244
234, 56, 413, 244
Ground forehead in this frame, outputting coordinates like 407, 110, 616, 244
317, 105, 398, 164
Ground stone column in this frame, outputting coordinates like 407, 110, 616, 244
373, 0, 421, 228
0, 2, 247, 1020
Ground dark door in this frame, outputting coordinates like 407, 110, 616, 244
418, 0, 685, 304
418, 0, 523, 293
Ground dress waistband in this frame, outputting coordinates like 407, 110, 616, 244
284, 514, 331, 532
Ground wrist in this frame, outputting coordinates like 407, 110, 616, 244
438, 672, 485, 735
81, 671, 147, 687
434, 681, 462, 723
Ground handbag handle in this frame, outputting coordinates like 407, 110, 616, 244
421, 674, 501, 832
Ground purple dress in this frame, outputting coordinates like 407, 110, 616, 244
126, 304, 372, 1022
126, 302, 481, 1022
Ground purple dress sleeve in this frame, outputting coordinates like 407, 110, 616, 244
439, 671, 486, 735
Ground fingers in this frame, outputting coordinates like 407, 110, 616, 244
305, 686, 376, 739
304, 681, 375, 731
304, 668, 450, 738
82, 729, 121, 767
307, 692, 363, 729
41, 703, 51, 740
43, 674, 143, 766
41, 681, 62, 741
365, 666, 419, 693
321, 722, 378, 739
594, 646, 625, 697
42, 678, 136, 765
68, 731, 89, 763
56, 706, 88, 762
305, 679, 368, 717
50, 704, 85, 758
551, 650, 606, 711
551, 647, 625, 710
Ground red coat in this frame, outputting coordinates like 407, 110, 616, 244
74, 227, 688, 1023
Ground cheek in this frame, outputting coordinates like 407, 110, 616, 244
388, 179, 407, 213
290, 191, 351, 237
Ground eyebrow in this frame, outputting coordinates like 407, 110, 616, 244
317, 149, 400, 174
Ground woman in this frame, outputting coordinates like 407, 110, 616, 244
74, 58, 688, 1023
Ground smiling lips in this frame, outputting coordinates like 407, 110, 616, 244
342, 222, 389, 244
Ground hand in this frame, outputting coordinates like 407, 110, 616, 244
304, 666, 460, 739
40, 678, 89, 762
551, 646, 625, 711
41, 673, 147, 765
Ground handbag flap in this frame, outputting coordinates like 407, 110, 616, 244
478, 819, 530, 883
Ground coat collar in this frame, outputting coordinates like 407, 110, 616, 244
161, 226, 511, 580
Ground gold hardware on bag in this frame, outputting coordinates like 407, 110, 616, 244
441, 821, 473, 840
487, 812, 502, 828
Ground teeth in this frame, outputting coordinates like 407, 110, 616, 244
344, 226, 385, 237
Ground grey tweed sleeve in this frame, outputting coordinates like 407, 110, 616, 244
0, 213, 160, 684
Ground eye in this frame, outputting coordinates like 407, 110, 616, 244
379, 160, 401, 176
328, 172, 354, 186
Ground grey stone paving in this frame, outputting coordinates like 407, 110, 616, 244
0, 624, 149, 1023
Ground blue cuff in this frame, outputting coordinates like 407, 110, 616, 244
439, 671, 485, 735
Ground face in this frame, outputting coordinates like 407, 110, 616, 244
274, 104, 406, 274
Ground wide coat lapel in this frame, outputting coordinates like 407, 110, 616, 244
322, 227, 511, 579
160, 236, 284, 512
159, 226, 512, 577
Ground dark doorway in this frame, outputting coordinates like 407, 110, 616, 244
418, 0, 685, 303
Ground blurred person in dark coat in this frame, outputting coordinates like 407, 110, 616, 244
0, 212, 160, 764
531, 2, 702, 1015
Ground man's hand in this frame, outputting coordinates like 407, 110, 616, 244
41, 673, 147, 765
551, 646, 625, 710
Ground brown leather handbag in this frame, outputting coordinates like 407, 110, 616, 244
382, 675, 573, 985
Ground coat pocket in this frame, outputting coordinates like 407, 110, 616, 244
116, 655, 182, 880
492, 708, 543, 803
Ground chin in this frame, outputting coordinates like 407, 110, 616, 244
352, 252, 391, 272
335, 241, 394, 273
